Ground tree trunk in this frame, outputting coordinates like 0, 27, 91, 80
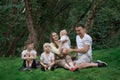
85, 0, 104, 33
5, 31, 26, 57
24, 0, 39, 50
68, 1, 93, 34
4, 3, 18, 57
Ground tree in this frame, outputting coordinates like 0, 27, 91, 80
0, 0, 120, 57
85, 0, 105, 33
24, 0, 39, 50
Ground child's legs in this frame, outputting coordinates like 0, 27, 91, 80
26, 60, 29, 67
28, 60, 33, 67
41, 65, 46, 71
31, 59, 37, 68
50, 64, 56, 71
48, 66, 51, 70
48, 62, 55, 70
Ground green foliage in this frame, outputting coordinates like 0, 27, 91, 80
90, 0, 120, 49
0, 0, 28, 56
0, 0, 120, 56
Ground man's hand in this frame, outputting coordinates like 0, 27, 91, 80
63, 48, 73, 54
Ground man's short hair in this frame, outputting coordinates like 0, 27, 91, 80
75, 24, 85, 29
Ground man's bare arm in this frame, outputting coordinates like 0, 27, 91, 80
66, 44, 90, 54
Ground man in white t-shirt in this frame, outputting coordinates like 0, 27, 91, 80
65, 24, 107, 69
75, 30, 92, 64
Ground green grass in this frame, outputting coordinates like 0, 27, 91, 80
0, 47, 120, 80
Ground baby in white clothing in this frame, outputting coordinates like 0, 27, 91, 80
59, 29, 71, 54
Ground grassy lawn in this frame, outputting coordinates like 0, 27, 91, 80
0, 47, 120, 80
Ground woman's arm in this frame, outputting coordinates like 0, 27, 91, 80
50, 43, 61, 55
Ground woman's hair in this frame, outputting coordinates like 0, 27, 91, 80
50, 32, 59, 48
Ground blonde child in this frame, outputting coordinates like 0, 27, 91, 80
40, 43, 55, 71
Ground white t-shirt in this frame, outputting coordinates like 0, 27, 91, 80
40, 52, 55, 64
60, 35, 71, 49
76, 33, 92, 57
21, 49, 37, 58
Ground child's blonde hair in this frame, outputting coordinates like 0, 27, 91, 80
43, 43, 51, 49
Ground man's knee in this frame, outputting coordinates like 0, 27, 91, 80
77, 55, 91, 63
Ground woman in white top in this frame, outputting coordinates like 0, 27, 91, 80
50, 32, 77, 71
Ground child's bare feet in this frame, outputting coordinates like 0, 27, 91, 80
48, 67, 51, 70
44, 67, 47, 71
